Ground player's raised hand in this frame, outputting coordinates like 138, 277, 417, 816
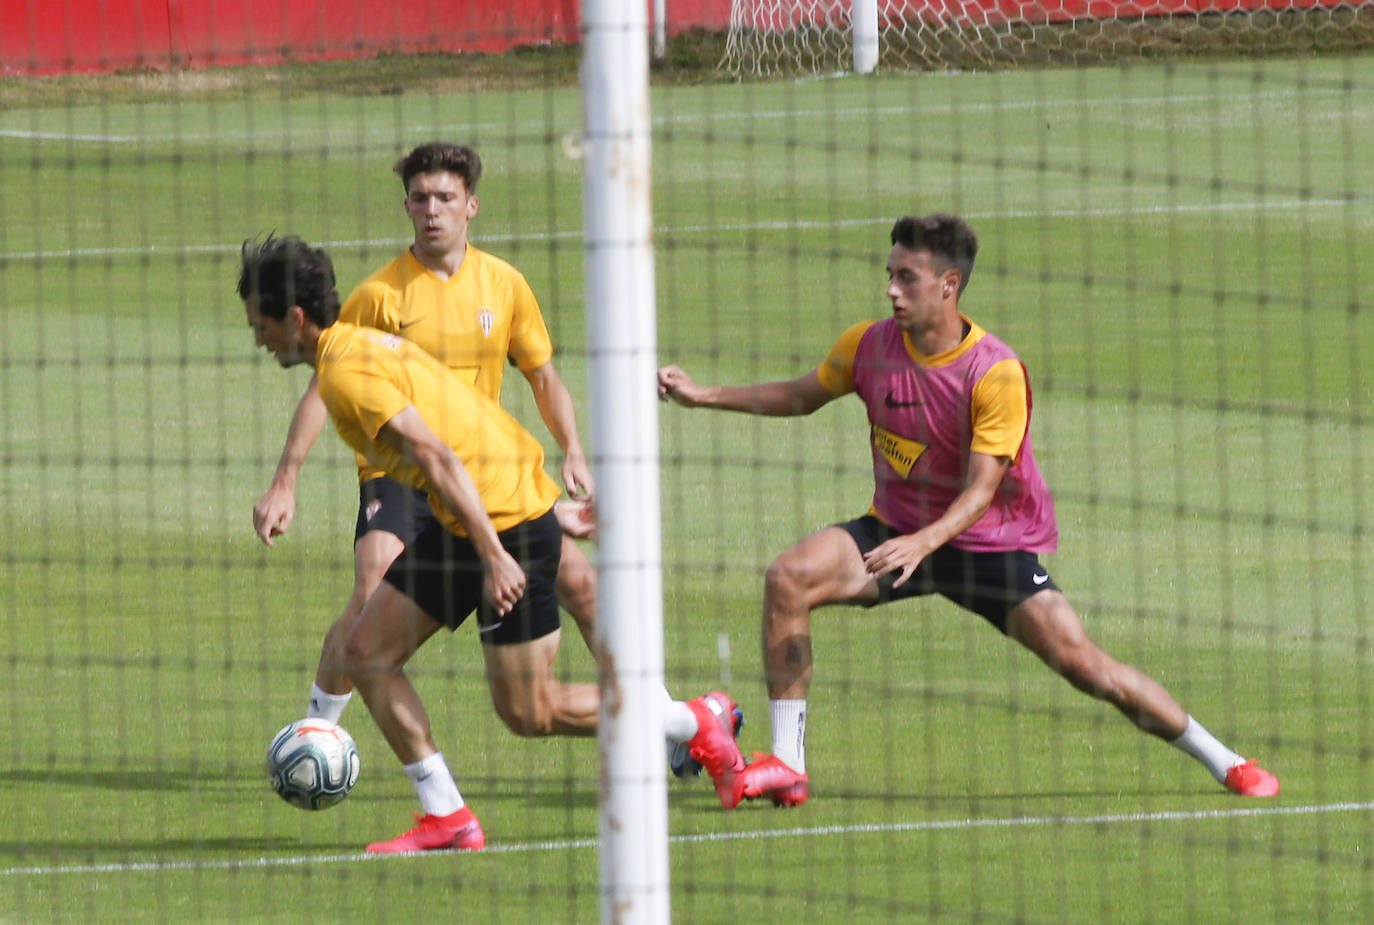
253, 483, 296, 547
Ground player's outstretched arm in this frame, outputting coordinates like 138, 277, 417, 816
254, 373, 329, 546
376, 406, 526, 616
522, 360, 596, 502
657, 365, 836, 417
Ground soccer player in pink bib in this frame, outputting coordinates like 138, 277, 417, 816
657, 212, 1278, 806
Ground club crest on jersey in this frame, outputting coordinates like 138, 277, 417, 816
478, 308, 494, 337
367, 331, 404, 350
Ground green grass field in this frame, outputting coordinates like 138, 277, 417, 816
1, 50, 1372, 923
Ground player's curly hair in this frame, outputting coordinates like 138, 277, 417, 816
393, 141, 482, 194
236, 234, 341, 327
890, 213, 978, 294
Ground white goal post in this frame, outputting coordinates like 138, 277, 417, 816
582, 0, 670, 921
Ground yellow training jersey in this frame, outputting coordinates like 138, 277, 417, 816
314, 323, 561, 536
339, 245, 555, 482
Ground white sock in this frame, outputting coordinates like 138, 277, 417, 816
1170, 716, 1245, 784
770, 699, 807, 773
659, 684, 701, 747
404, 752, 465, 817
663, 699, 699, 743
306, 684, 352, 724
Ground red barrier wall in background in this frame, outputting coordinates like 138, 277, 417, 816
0, 0, 1340, 76
1, 0, 588, 75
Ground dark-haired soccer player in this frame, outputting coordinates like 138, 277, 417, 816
249, 142, 601, 735
658, 212, 1279, 807
239, 234, 746, 852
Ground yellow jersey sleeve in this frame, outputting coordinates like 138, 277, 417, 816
316, 332, 412, 444
816, 321, 873, 396
969, 357, 1030, 460
338, 278, 400, 332
504, 270, 554, 373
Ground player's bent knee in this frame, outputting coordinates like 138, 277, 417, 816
765, 552, 816, 603
338, 636, 375, 674
493, 696, 557, 737
556, 565, 596, 619
339, 628, 408, 677
766, 533, 864, 608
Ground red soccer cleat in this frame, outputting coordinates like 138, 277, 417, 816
671, 705, 743, 779
364, 807, 487, 854
1224, 759, 1280, 798
686, 692, 748, 809
741, 752, 809, 807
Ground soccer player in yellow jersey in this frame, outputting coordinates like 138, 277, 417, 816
239, 235, 749, 852
249, 143, 599, 730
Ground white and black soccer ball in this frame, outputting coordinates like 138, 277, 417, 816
266, 718, 361, 810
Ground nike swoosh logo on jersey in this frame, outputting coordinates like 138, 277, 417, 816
884, 391, 921, 408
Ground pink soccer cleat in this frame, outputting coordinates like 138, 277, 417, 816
741, 752, 809, 807
686, 692, 748, 809
671, 704, 743, 779
365, 807, 487, 853
1224, 759, 1280, 798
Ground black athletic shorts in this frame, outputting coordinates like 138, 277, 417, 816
354, 476, 435, 546
836, 514, 1060, 634
382, 507, 562, 646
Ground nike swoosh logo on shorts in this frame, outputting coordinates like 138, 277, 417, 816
479, 622, 504, 635
1032, 573, 1050, 585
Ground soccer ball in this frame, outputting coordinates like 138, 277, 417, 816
266, 718, 361, 810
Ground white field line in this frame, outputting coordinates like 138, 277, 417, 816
0, 195, 1367, 265
1, 800, 1371, 878
0, 129, 139, 143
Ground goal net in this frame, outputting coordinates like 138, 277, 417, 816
3, 0, 1372, 922
721, 0, 1374, 77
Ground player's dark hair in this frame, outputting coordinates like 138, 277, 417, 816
237, 234, 341, 328
393, 141, 482, 194
890, 213, 978, 294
